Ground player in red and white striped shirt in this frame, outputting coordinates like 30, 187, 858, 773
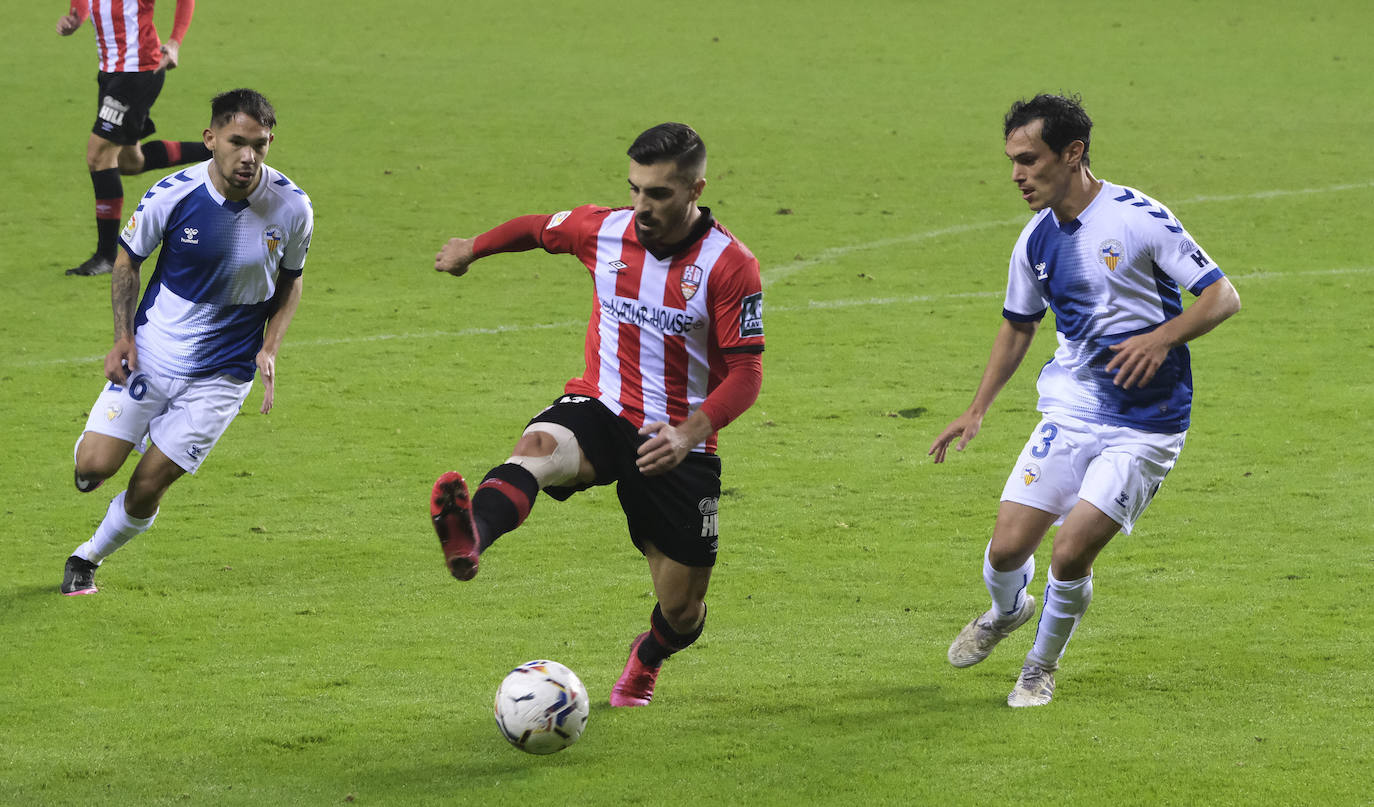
56, 0, 211, 276
430, 123, 764, 708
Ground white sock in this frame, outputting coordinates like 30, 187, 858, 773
1026, 572, 1093, 669
983, 541, 1034, 621
72, 491, 158, 565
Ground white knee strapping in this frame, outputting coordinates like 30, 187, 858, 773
510, 423, 582, 487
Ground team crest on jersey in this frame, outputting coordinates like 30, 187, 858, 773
681, 264, 704, 301
264, 225, 284, 253
1022, 463, 1041, 486
105, 404, 123, 422
546, 210, 571, 229
1098, 239, 1124, 271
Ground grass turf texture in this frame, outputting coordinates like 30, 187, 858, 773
3, 0, 1372, 804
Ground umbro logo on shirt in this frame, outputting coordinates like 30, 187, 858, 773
181, 228, 200, 244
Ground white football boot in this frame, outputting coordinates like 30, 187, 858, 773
947, 595, 1036, 668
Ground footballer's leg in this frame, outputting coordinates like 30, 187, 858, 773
69, 134, 125, 276
64, 445, 182, 595
431, 422, 594, 580
1009, 499, 1117, 707
73, 431, 136, 493
611, 544, 712, 707
948, 501, 1055, 668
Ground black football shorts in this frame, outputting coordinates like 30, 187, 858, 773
92, 70, 166, 145
529, 394, 723, 567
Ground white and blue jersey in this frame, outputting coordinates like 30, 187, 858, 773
119, 161, 313, 382
1004, 180, 1223, 434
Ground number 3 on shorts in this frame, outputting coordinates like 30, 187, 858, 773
1029, 422, 1058, 459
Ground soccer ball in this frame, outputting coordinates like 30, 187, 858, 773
493, 660, 590, 755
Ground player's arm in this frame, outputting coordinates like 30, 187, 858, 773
1106, 276, 1241, 390
434, 214, 551, 276
929, 317, 1039, 463
255, 274, 303, 414
105, 250, 142, 384
157, 0, 194, 70
56, 0, 88, 35
637, 351, 763, 476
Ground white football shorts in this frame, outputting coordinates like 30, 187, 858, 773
999, 413, 1186, 534
82, 368, 252, 474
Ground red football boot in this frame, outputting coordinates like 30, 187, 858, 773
609, 632, 661, 707
430, 471, 480, 581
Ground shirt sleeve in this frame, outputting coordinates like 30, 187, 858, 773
535, 205, 607, 258
698, 351, 762, 431
472, 214, 552, 258
1003, 224, 1049, 321
169, 0, 194, 42
119, 185, 172, 262
707, 246, 765, 353
1140, 207, 1224, 296
281, 198, 313, 276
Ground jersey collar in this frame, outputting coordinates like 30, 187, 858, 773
642, 206, 715, 261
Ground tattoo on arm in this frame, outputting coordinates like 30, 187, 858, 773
111, 264, 139, 340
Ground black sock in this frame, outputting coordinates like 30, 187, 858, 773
471, 463, 540, 551
637, 602, 706, 667
91, 168, 123, 259
139, 140, 211, 171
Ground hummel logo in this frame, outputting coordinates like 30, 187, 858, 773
181, 227, 200, 244
1034, 262, 1048, 280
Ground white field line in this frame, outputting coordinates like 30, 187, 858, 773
784, 266, 1373, 313
17, 265, 1370, 370
13, 182, 1371, 370
761, 180, 1374, 283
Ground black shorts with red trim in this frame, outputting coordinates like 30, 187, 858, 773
92, 70, 166, 145
528, 394, 722, 568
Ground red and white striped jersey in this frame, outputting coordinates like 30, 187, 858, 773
73, 0, 194, 73
539, 205, 765, 453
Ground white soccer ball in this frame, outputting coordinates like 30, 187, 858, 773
493, 659, 590, 755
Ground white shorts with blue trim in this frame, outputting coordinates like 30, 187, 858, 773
82, 369, 252, 474
999, 413, 1186, 534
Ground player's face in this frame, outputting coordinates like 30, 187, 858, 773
628, 160, 704, 250
204, 112, 274, 201
1005, 120, 1078, 214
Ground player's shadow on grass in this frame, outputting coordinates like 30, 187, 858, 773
2, 582, 68, 604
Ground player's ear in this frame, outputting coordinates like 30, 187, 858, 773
690, 177, 706, 202
1064, 139, 1086, 170
202, 127, 214, 151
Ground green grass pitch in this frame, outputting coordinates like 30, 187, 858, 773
3, 0, 1372, 804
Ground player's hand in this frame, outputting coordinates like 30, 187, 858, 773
1106, 330, 1171, 390
435, 237, 476, 276
104, 337, 138, 384
928, 411, 984, 464
636, 421, 691, 476
157, 39, 180, 71
56, 13, 82, 35
256, 351, 276, 413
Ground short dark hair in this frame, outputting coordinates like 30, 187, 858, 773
210, 88, 277, 129
627, 122, 706, 181
1004, 93, 1092, 167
